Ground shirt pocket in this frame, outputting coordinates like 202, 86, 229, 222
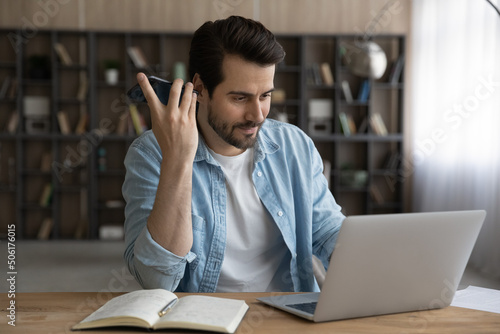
189, 214, 206, 271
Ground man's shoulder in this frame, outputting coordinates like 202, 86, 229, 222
261, 119, 308, 138
261, 119, 312, 146
128, 130, 162, 161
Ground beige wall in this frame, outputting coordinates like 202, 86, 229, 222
0, 0, 410, 34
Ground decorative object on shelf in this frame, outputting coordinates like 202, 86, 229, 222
269, 107, 288, 123
308, 99, 333, 135
173, 61, 187, 82
340, 166, 368, 188
345, 41, 387, 79
23, 96, 50, 134
341, 0, 403, 79
99, 224, 124, 240
103, 59, 120, 85
27, 54, 51, 80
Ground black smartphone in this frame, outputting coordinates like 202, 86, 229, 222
126, 75, 197, 105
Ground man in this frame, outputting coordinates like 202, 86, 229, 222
122, 16, 345, 293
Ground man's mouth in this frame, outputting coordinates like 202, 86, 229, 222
235, 122, 261, 135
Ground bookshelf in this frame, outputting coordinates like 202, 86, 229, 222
0, 29, 405, 239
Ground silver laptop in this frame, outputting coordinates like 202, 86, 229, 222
257, 210, 486, 322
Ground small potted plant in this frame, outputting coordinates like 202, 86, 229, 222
103, 59, 120, 85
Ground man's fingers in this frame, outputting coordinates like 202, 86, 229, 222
169, 78, 184, 108
180, 82, 195, 112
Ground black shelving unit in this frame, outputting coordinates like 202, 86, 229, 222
0, 29, 405, 239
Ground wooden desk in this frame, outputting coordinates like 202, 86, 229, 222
1, 292, 499, 333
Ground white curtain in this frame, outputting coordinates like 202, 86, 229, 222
411, 0, 500, 278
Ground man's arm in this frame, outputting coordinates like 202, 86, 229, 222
135, 72, 198, 256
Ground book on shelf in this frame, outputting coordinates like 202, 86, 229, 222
8, 78, 17, 98
369, 113, 388, 136
0, 76, 11, 98
57, 111, 72, 134
341, 80, 353, 103
116, 111, 129, 135
6, 110, 18, 134
76, 76, 88, 101
370, 185, 384, 204
75, 110, 88, 135
323, 159, 332, 187
384, 151, 401, 170
128, 104, 147, 135
311, 63, 322, 85
320, 62, 334, 86
37, 217, 53, 240
40, 152, 52, 172
338, 112, 352, 136
39, 183, 53, 207
72, 289, 249, 333
54, 43, 73, 65
357, 79, 371, 103
307, 62, 333, 86
389, 54, 405, 84
127, 46, 148, 68
357, 116, 368, 134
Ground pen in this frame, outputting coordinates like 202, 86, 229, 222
158, 298, 178, 317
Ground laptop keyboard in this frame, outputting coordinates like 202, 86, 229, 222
285, 301, 318, 314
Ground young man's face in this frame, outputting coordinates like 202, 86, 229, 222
197, 54, 276, 156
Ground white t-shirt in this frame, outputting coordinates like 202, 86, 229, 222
210, 148, 290, 292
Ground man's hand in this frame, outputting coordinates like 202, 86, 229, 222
136, 72, 198, 256
136, 72, 198, 164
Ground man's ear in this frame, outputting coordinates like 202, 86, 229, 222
192, 73, 206, 100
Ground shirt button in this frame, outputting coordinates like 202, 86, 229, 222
257, 171, 262, 177
278, 211, 283, 217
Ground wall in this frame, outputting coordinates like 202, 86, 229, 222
0, 0, 411, 34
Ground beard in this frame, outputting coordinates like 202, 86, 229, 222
207, 104, 264, 150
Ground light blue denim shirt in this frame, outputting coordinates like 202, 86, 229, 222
122, 119, 345, 293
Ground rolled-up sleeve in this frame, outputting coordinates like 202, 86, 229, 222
122, 132, 196, 291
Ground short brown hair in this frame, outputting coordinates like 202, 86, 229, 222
189, 16, 285, 97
